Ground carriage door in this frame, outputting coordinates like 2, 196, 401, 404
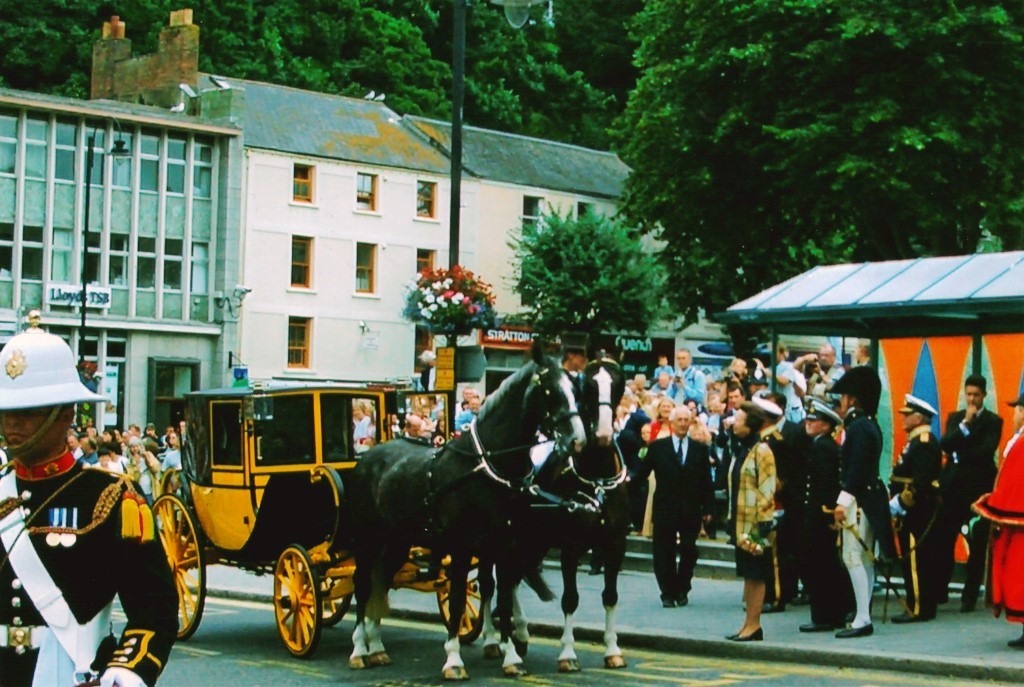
201, 399, 255, 550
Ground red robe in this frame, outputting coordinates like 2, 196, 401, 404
974, 431, 1024, 623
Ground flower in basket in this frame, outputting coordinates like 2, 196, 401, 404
402, 265, 497, 336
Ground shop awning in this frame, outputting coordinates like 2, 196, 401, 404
717, 251, 1024, 337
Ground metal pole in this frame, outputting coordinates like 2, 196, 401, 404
449, 0, 467, 269
79, 131, 96, 365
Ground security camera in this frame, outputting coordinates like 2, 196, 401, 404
232, 284, 252, 301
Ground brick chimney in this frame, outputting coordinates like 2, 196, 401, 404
91, 9, 199, 109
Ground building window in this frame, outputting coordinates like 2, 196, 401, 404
355, 242, 376, 293
21, 225, 43, 281
523, 195, 543, 227
109, 232, 129, 287
416, 248, 435, 276
54, 121, 77, 183
414, 325, 434, 371
577, 201, 593, 218
140, 133, 159, 192
51, 226, 74, 283
416, 180, 437, 218
291, 236, 313, 288
288, 317, 311, 368
0, 114, 16, 176
164, 238, 183, 291
293, 163, 314, 203
166, 136, 186, 194
193, 139, 213, 198
190, 243, 209, 294
86, 128, 106, 187
356, 172, 377, 211
24, 117, 48, 181
137, 236, 157, 289
111, 131, 133, 189
0, 223, 13, 279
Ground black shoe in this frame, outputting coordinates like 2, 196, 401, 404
791, 593, 811, 607
661, 597, 676, 608
960, 598, 977, 613
1009, 633, 1024, 649
676, 595, 689, 607
835, 624, 874, 638
799, 622, 839, 633
588, 568, 603, 576
762, 603, 786, 614
729, 628, 763, 642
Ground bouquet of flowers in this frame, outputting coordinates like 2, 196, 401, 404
402, 265, 497, 336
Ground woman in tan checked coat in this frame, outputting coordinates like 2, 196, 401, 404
727, 401, 778, 642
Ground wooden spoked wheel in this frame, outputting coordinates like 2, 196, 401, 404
436, 567, 483, 644
321, 577, 352, 628
274, 545, 323, 658
154, 495, 207, 640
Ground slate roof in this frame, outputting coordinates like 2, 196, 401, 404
718, 252, 1024, 337
199, 75, 451, 174
406, 116, 629, 200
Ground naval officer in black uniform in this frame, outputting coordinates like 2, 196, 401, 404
889, 394, 943, 623
0, 312, 177, 687
798, 399, 853, 632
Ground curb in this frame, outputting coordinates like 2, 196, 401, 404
205, 587, 1023, 684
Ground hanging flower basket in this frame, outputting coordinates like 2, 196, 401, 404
402, 265, 497, 337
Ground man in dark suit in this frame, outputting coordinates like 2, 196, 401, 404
632, 405, 714, 607
937, 374, 1004, 611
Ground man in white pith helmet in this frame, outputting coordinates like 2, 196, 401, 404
0, 312, 176, 687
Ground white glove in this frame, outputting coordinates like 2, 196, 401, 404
100, 667, 148, 687
888, 495, 906, 517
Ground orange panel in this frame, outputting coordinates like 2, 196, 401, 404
924, 336, 973, 425
881, 338, 925, 462
983, 333, 1024, 455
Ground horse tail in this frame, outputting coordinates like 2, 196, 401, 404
523, 564, 555, 602
366, 562, 392, 619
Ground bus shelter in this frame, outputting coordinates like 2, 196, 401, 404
717, 251, 1024, 470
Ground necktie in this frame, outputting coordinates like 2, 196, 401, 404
677, 438, 685, 465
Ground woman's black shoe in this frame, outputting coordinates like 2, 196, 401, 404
729, 628, 763, 642
1008, 632, 1024, 649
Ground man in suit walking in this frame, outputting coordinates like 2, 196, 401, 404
632, 405, 714, 607
938, 374, 1004, 611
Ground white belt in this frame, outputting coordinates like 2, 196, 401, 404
0, 624, 46, 652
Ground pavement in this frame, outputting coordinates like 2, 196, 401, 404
204, 558, 1024, 684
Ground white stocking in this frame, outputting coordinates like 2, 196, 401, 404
847, 565, 872, 628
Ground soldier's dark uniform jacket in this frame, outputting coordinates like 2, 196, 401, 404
839, 409, 895, 560
0, 455, 177, 686
890, 424, 943, 619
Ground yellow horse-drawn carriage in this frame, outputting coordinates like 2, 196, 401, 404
154, 381, 482, 657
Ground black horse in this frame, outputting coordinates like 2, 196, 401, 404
345, 342, 586, 680
480, 357, 631, 672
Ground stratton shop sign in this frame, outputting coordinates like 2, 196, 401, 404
479, 326, 539, 350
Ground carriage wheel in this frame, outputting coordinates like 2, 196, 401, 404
321, 577, 352, 628
436, 567, 483, 644
154, 495, 207, 641
274, 545, 323, 658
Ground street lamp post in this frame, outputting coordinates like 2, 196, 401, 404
79, 127, 129, 365
448, 0, 549, 269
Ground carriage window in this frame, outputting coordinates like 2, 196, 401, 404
210, 401, 243, 467
320, 394, 353, 462
351, 397, 379, 455
256, 395, 315, 466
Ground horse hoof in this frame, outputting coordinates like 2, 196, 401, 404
604, 655, 627, 670
367, 651, 391, 667
443, 665, 470, 681
483, 644, 502, 660
349, 656, 368, 670
512, 638, 529, 658
503, 663, 529, 678
558, 659, 580, 673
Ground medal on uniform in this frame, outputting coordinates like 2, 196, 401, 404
45, 532, 61, 547
60, 508, 78, 547
59, 533, 76, 547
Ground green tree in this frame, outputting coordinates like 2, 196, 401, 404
617, 0, 1024, 326
509, 210, 665, 337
